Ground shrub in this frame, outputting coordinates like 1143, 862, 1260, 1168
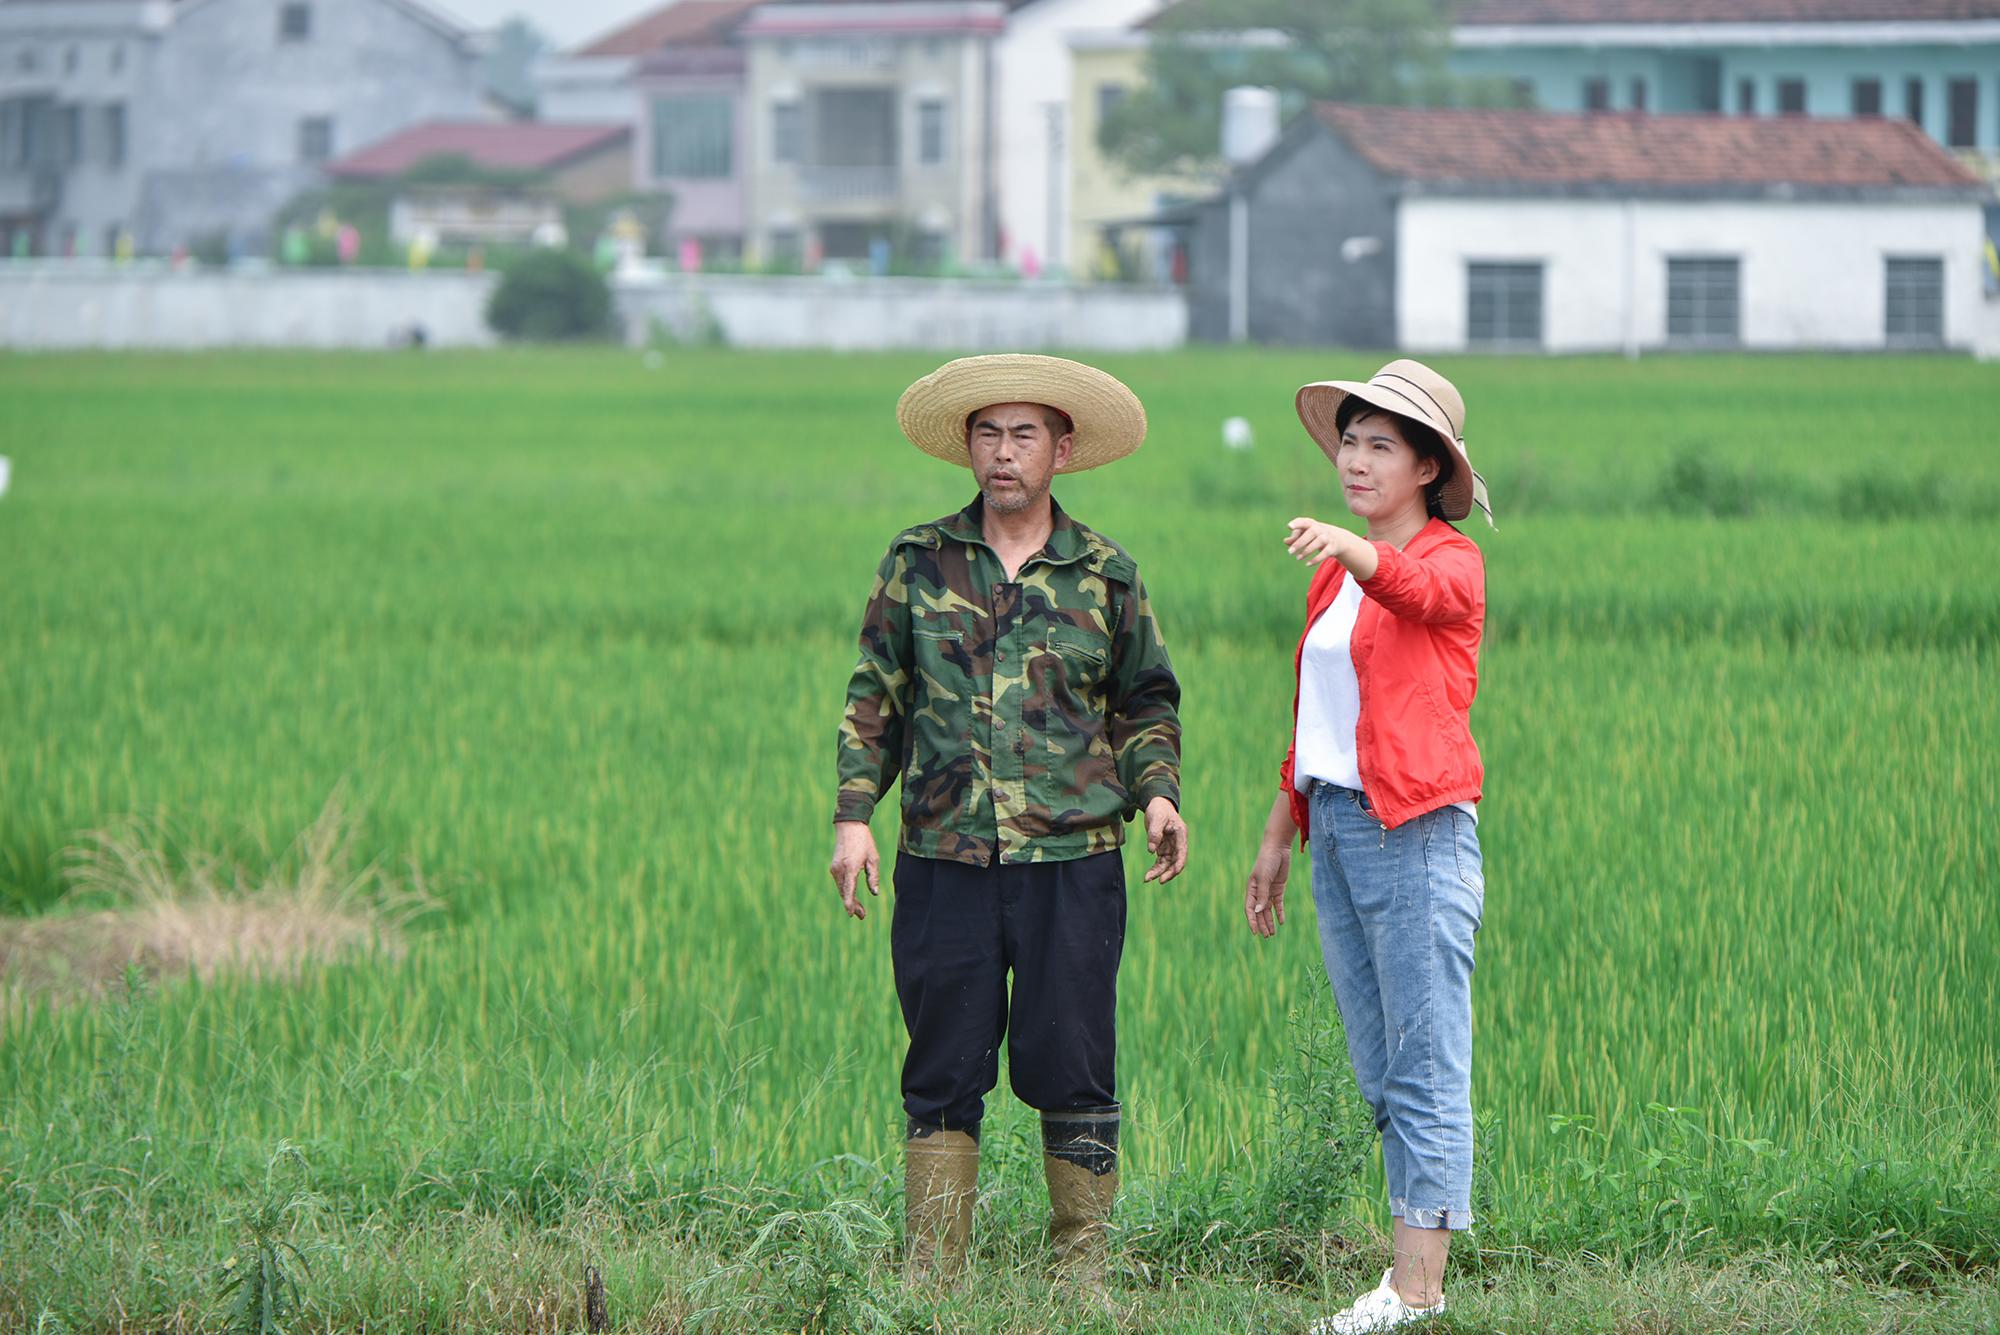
486, 249, 613, 342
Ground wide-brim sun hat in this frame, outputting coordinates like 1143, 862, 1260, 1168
1295, 358, 1493, 527
897, 354, 1147, 473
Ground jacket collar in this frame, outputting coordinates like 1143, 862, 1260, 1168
937, 493, 1091, 567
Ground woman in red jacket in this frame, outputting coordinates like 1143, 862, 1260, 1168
1243, 359, 1490, 1335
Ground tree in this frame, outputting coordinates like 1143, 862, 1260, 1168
1099, 0, 1517, 179
486, 248, 613, 342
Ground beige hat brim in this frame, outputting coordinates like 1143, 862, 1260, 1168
897, 354, 1147, 473
1297, 380, 1480, 523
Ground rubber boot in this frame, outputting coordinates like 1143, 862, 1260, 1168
1042, 1105, 1120, 1292
903, 1122, 978, 1283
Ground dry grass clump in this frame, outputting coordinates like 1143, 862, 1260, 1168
0, 795, 436, 1005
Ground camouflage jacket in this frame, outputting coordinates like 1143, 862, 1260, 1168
836, 496, 1182, 866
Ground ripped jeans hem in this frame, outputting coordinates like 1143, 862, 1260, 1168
1392, 1200, 1475, 1231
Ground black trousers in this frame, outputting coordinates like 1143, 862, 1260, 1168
891, 850, 1126, 1132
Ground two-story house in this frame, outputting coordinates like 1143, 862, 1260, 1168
539, 0, 1166, 271
1069, 1, 2000, 280
737, 1, 1020, 267
0, 0, 486, 259
1451, 1, 2000, 180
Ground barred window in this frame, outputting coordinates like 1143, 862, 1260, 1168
1667, 257, 1741, 346
1467, 262, 1543, 346
1885, 257, 1944, 346
653, 96, 733, 179
917, 98, 947, 166
771, 101, 801, 165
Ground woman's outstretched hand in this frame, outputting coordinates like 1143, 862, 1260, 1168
1285, 516, 1351, 566
1245, 840, 1291, 938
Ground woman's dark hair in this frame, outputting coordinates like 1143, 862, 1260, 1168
1334, 395, 1455, 519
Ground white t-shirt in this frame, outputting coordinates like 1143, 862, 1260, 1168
1294, 572, 1476, 821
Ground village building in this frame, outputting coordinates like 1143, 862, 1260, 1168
0, 0, 487, 257
1179, 103, 1985, 352
324, 122, 633, 248
536, 0, 1164, 270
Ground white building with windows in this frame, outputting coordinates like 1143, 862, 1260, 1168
0, 0, 486, 258
1180, 103, 1985, 353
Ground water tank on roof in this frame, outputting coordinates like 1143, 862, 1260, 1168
1222, 87, 1280, 167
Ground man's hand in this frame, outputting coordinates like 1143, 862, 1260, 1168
829, 820, 880, 919
1244, 840, 1291, 937
1142, 797, 1188, 884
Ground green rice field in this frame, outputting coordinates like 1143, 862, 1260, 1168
1, 349, 1996, 1331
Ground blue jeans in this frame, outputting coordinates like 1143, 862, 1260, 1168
1307, 781, 1483, 1230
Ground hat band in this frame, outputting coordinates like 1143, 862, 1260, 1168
1371, 372, 1461, 442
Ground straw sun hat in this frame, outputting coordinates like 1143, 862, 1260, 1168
1295, 359, 1493, 527
897, 354, 1147, 473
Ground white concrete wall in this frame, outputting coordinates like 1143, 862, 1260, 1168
1399, 195, 1985, 353
619, 270, 1187, 350
0, 265, 1188, 350
0, 266, 497, 347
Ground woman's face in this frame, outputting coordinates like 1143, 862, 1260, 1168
1334, 409, 1440, 523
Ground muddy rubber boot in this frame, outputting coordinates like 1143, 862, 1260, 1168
1042, 1105, 1120, 1292
903, 1122, 979, 1283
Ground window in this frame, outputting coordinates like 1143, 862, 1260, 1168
18, 46, 38, 73
1666, 258, 1741, 346
1467, 262, 1543, 346
1777, 79, 1807, 114
1629, 77, 1647, 111
1695, 57, 1722, 111
1737, 78, 1756, 115
1096, 82, 1127, 125
64, 45, 78, 73
104, 102, 124, 168
652, 95, 732, 178
111, 43, 124, 73
1947, 78, 1977, 147
298, 115, 333, 163
59, 104, 81, 166
1583, 78, 1610, 112
1885, 257, 1944, 345
1852, 78, 1881, 117
771, 100, 801, 164
917, 97, 946, 166
280, 4, 312, 41
1905, 77, 1925, 128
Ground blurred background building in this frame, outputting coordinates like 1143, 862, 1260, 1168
0, 0, 490, 259
2, 0, 1995, 356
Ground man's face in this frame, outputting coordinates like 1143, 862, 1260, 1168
966, 402, 1075, 516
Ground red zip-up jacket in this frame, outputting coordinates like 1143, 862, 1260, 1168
1278, 517, 1485, 838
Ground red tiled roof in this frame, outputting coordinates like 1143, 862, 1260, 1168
1458, 0, 2000, 22
1311, 104, 1983, 192
573, 0, 761, 56
326, 122, 631, 179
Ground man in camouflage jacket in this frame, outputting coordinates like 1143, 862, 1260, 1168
830, 355, 1186, 1287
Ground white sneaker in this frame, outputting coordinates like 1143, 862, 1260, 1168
1306, 1269, 1445, 1335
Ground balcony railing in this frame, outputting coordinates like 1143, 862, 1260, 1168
796, 165, 898, 202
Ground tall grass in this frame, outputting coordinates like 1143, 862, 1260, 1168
1, 350, 1994, 1328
